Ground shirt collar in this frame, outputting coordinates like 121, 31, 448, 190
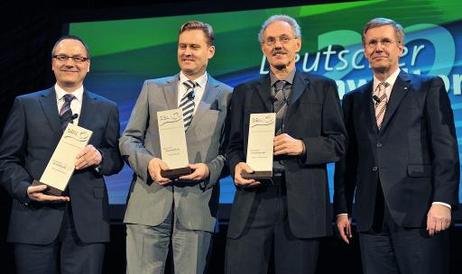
54, 83, 84, 102
373, 68, 400, 91
270, 68, 296, 87
179, 71, 208, 88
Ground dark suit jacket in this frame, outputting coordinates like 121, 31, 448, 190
0, 87, 123, 244
334, 71, 460, 232
226, 72, 347, 239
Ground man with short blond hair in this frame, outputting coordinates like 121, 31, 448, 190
121, 20, 232, 274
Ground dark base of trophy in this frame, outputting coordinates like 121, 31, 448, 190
32, 180, 63, 196
241, 170, 273, 180
161, 167, 193, 179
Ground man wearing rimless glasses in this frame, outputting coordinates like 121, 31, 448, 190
225, 15, 346, 274
0, 35, 123, 274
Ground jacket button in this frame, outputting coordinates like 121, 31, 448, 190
376, 143, 382, 148
372, 166, 378, 172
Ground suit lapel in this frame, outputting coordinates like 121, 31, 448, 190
361, 81, 378, 133
188, 75, 222, 130
255, 72, 308, 121
78, 89, 97, 129
163, 75, 180, 110
39, 88, 61, 133
379, 72, 410, 132
288, 72, 306, 105
256, 75, 274, 112
285, 72, 308, 120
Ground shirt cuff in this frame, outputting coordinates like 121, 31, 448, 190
337, 213, 348, 217
299, 140, 306, 157
94, 149, 104, 175
432, 202, 451, 209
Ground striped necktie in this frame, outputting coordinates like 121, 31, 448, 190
274, 80, 288, 113
374, 82, 389, 129
274, 80, 288, 133
60, 94, 75, 130
180, 80, 197, 130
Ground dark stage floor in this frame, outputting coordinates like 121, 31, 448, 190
2, 221, 461, 274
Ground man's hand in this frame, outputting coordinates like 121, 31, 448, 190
27, 184, 70, 202
148, 158, 171, 186
75, 145, 102, 170
179, 163, 210, 181
427, 204, 452, 236
336, 214, 353, 244
273, 133, 305, 156
234, 162, 261, 188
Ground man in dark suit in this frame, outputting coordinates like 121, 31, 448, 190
334, 18, 459, 274
225, 15, 346, 274
0, 35, 123, 274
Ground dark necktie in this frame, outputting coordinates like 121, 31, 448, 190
180, 80, 197, 130
60, 94, 75, 130
274, 80, 288, 133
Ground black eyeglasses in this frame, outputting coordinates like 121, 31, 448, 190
53, 55, 89, 63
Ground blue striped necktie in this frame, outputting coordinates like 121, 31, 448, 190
180, 80, 197, 130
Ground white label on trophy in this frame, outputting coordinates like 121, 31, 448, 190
246, 113, 276, 172
157, 108, 189, 169
40, 123, 93, 191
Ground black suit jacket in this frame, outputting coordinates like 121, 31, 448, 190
226, 72, 347, 239
334, 71, 460, 231
0, 87, 123, 244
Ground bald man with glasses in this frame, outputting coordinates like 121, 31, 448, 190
0, 35, 123, 274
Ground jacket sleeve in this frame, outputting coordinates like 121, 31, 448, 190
300, 79, 347, 165
425, 77, 460, 208
119, 81, 155, 183
334, 93, 357, 216
225, 85, 246, 180
0, 97, 33, 203
97, 102, 124, 176
204, 88, 232, 188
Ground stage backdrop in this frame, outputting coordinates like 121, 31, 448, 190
69, 0, 462, 205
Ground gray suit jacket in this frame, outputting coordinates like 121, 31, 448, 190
120, 74, 232, 232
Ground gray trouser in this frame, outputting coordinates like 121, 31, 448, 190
126, 211, 212, 274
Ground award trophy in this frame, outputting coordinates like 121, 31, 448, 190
157, 108, 192, 179
33, 123, 92, 195
241, 113, 276, 179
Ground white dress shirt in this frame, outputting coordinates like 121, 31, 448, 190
55, 83, 83, 125
177, 71, 208, 115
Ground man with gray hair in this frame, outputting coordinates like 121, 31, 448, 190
225, 15, 346, 274
335, 17, 459, 274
